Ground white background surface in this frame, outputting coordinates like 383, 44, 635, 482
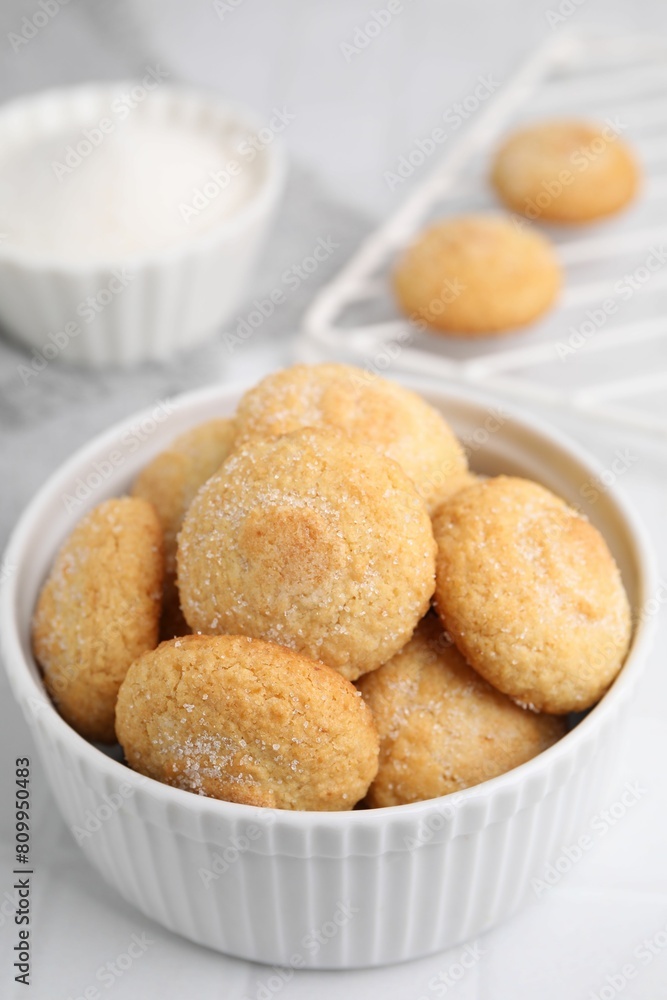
0, 2, 666, 998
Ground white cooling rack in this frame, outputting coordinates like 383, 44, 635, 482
298, 29, 667, 436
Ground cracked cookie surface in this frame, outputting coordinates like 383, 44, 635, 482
116, 633, 379, 810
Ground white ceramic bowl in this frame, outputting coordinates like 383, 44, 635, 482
0, 83, 286, 367
0, 380, 656, 969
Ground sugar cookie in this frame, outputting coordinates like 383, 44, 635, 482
358, 615, 565, 806
116, 634, 379, 810
33, 497, 163, 742
492, 119, 639, 222
393, 215, 560, 335
235, 363, 468, 512
177, 427, 436, 680
432, 476, 632, 713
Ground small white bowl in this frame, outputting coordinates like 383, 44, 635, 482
0, 380, 657, 968
0, 83, 286, 367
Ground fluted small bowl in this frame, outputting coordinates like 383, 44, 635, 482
0, 379, 656, 968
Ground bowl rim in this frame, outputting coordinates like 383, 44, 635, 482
0, 80, 287, 274
0, 378, 659, 830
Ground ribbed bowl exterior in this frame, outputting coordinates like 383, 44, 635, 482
1, 382, 656, 968
22, 694, 624, 968
0, 84, 285, 367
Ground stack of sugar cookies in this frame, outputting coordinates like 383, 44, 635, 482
33, 364, 631, 810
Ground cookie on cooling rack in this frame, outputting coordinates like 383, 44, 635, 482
393, 214, 561, 335
491, 119, 639, 223
432, 476, 632, 714
358, 615, 566, 806
116, 634, 379, 810
177, 426, 436, 681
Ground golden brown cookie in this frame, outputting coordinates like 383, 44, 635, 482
116, 634, 379, 810
393, 215, 560, 335
33, 498, 163, 743
132, 418, 237, 640
491, 119, 639, 223
432, 476, 632, 714
358, 615, 565, 806
177, 426, 436, 681
234, 363, 468, 513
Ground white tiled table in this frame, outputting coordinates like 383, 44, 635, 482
0, 2, 666, 997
